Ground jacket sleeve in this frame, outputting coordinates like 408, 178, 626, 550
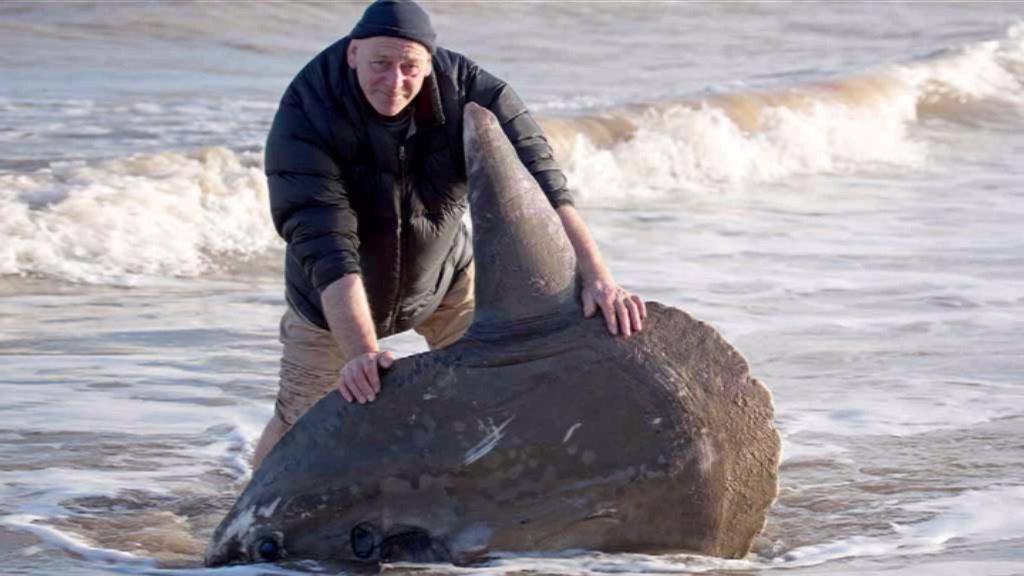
266, 85, 362, 292
460, 58, 575, 208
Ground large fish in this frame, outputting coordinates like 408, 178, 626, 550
204, 103, 780, 568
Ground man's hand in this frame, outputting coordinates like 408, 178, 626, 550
553, 205, 647, 337
581, 275, 647, 337
337, 351, 395, 404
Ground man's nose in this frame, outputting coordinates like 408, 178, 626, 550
384, 66, 404, 88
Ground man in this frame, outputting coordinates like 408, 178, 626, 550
253, 0, 646, 468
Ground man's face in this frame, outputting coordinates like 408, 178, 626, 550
347, 36, 432, 117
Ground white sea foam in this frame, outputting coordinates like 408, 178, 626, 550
564, 23, 1024, 204
0, 419, 261, 569
565, 94, 923, 203
0, 466, 202, 513
2, 514, 153, 565
479, 550, 753, 574
194, 420, 260, 483
0, 146, 280, 284
5, 509, 304, 575
898, 22, 1024, 109
777, 485, 1024, 568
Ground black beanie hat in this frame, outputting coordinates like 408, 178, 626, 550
350, 0, 437, 54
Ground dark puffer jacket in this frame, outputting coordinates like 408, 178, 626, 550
267, 37, 573, 336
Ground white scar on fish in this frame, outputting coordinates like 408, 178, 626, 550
463, 416, 515, 465
257, 497, 281, 518
562, 422, 583, 444
218, 497, 281, 549
221, 506, 255, 544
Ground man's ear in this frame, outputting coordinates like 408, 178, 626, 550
424, 56, 433, 77
347, 40, 359, 69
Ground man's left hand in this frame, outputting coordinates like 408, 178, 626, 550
581, 276, 647, 337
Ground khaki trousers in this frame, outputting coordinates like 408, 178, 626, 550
274, 264, 474, 426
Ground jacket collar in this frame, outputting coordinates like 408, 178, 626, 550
415, 70, 446, 129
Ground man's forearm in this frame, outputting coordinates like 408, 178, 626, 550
556, 205, 611, 282
556, 204, 646, 336
320, 273, 380, 358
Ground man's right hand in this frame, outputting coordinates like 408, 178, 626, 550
337, 351, 395, 404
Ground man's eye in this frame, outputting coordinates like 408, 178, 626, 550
371, 61, 389, 72
401, 64, 421, 75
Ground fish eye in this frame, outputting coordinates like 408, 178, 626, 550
351, 522, 380, 559
254, 536, 282, 562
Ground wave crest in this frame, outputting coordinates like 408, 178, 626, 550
0, 147, 279, 284
543, 23, 1023, 201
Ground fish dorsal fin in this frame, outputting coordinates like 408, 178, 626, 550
461, 103, 579, 339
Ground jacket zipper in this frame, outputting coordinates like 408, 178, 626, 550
388, 144, 408, 335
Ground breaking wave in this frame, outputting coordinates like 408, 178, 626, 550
548, 23, 1024, 201
2, 24, 1022, 285
0, 147, 279, 285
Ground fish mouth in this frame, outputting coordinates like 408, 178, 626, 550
352, 523, 451, 564
381, 530, 450, 563
202, 541, 233, 567
203, 528, 235, 567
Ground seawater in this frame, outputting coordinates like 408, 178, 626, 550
1, 2, 1023, 575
